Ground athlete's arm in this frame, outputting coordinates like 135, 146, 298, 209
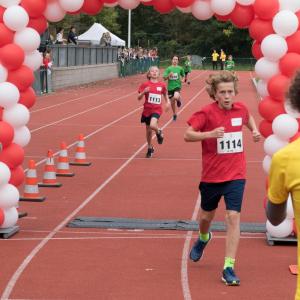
137, 87, 150, 100
184, 126, 224, 142
246, 114, 261, 142
163, 93, 171, 112
266, 200, 287, 226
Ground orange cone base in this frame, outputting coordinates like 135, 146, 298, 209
20, 196, 46, 202
56, 172, 75, 177
38, 182, 62, 188
18, 211, 28, 218
70, 162, 92, 166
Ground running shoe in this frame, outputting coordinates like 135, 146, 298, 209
146, 146, 154, 158
189, 232, 212, 262
177, 99, 182, 108
222, 267, 240, 286
187, 81, 191, 85
156, 130, 164, 145
173, 114, 177, 121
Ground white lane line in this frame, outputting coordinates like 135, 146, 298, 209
2, 79, 207, 300
30, 90, 137, 133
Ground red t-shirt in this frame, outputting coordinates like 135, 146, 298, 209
138, 81, 167, 116
187, 101, 250, 183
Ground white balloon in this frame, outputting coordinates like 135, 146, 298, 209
24, 50, 43, 71
0, 162, 11, 186
0, 0, 21, 8
279, 0, 300, 12
177, 5, 192, 13
0, 64, 8, 83
118, 0, 140, 10
272, 10, 299, 37
266, 218, 293, 238
44, 1, 66, 22
211, 0, 236, 16
13, 126, 31, 147
2, 103, 30, 128
287, 194, 294, 219
3, 5, 29, 31
272, 114, 299, 140
58, 0, 84, 12
1, 207, 18, 228
284, 100, 300, 118
192, 0, 214, 20
14, 27, 41, 53
236, 0, 255, 5
264, 134, 289, 156
257, 79, 269, 98
261, 34, 288, 62
262, 155, 272, 174
0, 184, 19, 209
255, 58, 279, 80
0, 82, 20, 109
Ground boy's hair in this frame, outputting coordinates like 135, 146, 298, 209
206, 71, 238, 100
287, 70, 300, 112
146, 66, 159, 80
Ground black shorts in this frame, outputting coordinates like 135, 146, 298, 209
168, 88, 181, 99
184, 71, 190, 75
141, 113, 160, 126
199, 179, 246, 212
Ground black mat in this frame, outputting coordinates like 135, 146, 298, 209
67, 217, 266, 233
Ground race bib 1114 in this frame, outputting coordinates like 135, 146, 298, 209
217, 132, 243, 154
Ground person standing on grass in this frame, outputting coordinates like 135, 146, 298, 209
266, 70, 300, 300
184, 55, 192, 85
138, 66, 170, 158
184, 71, 260, 286
163, 55, 185, 121
211, 49, 219, 70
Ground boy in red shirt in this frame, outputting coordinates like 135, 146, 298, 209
138, 66, 170, 158
184, 71, 260, 285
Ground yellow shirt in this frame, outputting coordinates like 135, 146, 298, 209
212, 52, 219, 61
268, 138, 300, 300
220, 52, 226, 61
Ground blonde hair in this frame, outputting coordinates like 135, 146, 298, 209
146, 66, 159, 80
206, 71, 238, 100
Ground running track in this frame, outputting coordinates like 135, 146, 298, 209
0, 71, 297, 300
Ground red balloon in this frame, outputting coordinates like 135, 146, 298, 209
172, 0, 194, 8
0, 44, 25, 71
82, 0, 104, 15
214, 13, 231, 22
0, 208, 4, 227
0, 121, 14, 148
153, 0, 175, 14
251, 41, 263, 60
253, 0, 280, 20
258, 96, 285, 122
249, 18, 274, 42
0, 6, 5, 22
286, 31, 300, 55
21, 0, 47, 18
267, 75, 290, 101
19, 87, 36, 109
0, 143, 25, 169
259, 119, 273, 138
7, 65, 35, 92
9, 165, 25, 187
28, 16, 48, 35
0, 107, 3, 119
0, 23, 14, 47
290, 132, 300, 143
142, 1, 154, 6
229, 3, 255, 29
103, 0, 117, 3
279, 53, 300, 78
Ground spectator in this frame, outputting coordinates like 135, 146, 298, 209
211, 49, 219, 70
220, 49, 226, 70
55, 27, 67, 45
67, 26, 78, 45
40, 50, 53, 93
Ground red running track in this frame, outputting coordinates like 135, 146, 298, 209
0, 71, 297, 300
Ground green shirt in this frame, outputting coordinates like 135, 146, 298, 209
225, 60, 235, 71
184, 60, 192, 73
163, 65, 185, 91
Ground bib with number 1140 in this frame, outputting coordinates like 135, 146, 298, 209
217, 132, 243, 154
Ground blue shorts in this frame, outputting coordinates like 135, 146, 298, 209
199, 179, 246, 212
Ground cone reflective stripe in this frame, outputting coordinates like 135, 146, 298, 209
38, 150, 62, 187
57, 142, 75, 177
20, 160, 46, 202
70, 134, 92, 166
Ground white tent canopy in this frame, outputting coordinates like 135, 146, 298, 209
78, 23, 125, 47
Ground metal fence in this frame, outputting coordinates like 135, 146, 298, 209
119, 57, 160, 77
49, 45, 119, 67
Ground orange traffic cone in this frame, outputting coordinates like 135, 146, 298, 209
38, 150, 62, 187
70, 134, 92, 166
20, 160, 46, 202
56, 142, 75, 177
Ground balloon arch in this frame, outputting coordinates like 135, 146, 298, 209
0, 0, 300, 235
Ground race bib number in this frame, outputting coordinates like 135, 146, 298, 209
170, 73, 179, 80
217, 132, 243, 154
148, 93, 162, 105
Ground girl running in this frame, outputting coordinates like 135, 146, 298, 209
138, 66, 170, 158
